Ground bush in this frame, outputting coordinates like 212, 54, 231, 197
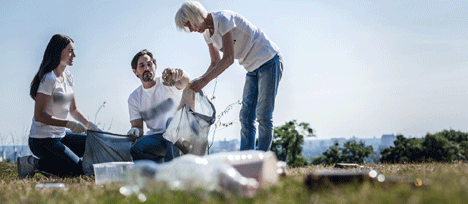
271, 120, 314, 167
380, 135, 424, 163
380, 129, 467, 163
422, 134, 462, 162
311, 140, 373, 165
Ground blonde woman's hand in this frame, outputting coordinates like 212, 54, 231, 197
189, 77, 209, 92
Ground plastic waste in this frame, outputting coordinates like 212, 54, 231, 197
305, 169, 379, 190
93, 162, 134, 185
163, 90, 215, 156
277, 161, 288, 177
204, 150, 279, 187
120, 154, 259, 198
35, 183, 67, 190
305, 169, 430, 191
334, 163, 364, 168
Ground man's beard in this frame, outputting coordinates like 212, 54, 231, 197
142, 71, 153, 82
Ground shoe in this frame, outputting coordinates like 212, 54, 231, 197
38, 171, 59, 179
17, 155, 37, 179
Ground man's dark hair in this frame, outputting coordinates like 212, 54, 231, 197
131, 49, 157, 70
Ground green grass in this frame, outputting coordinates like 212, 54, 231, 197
1, 161, 467, 203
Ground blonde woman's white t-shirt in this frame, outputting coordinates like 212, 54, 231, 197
203, 10, 279, 72
29, 70, 74, 139
128, 77, 182, 135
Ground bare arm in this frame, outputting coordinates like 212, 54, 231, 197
34, 93, 69, 127
130, 119, 144, 137
205, 43, 221, 74
173, 69, 191, 90
190, 30, 235, 92
69, 94, 91, 126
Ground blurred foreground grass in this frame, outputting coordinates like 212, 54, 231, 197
0, 161, 467, 203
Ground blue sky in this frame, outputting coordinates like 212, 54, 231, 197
1, 0, 467, 145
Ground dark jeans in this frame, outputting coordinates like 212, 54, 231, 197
130, 133, 175, 163
29, 131, 86, 176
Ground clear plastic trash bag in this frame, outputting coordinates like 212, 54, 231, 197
163, 90, 215, 156
82, 130, 133, 175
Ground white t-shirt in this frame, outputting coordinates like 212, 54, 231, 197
128, 77, 182, 135
29, 70, 74, 139
203, 10, 279, 72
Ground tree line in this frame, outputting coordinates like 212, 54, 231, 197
271, 121, 468, 166
380, 130, 468, 163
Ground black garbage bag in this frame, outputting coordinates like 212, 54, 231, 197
163, 90, 216, 156
82, 130, 133, 175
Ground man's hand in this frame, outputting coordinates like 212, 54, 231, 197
66, 121, 87, 134
127, 127, 141, 138
162, 68, 183, 86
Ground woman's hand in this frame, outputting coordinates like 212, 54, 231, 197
86, 122, 101, 131
66, 121, 87, 134
189, 77, 209, 92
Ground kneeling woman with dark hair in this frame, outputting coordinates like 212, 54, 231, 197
17, 34, 99, 178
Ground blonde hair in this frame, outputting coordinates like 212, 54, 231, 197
175, 1, 208, 32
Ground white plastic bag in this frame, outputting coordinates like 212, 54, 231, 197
163, 90, 215, 156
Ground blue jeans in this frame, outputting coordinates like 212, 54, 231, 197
130, 133, 174, 163
240, 54, 283, 151
29, 131, 87, 176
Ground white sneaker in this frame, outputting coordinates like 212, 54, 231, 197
17, 155, 37, 179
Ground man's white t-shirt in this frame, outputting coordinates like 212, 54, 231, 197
29, 70, 74, 139
128, 77, 182, 135
203, 10, 279, 72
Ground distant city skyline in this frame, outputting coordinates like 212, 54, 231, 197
0, 134, 397, 162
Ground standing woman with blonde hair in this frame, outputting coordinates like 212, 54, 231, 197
17, 34, 99, 178
175, 1, 283, 151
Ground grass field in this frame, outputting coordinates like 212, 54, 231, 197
0, 161, 467, 203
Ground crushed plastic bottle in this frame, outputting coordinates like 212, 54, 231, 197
204, 150, 279, 187
35, 183, 67, 191
120, 154, 259, 198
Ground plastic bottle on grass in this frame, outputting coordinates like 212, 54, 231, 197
204, 150, 280, 187
35, 183, 67, 190
217, 164, 259, 198
120, 154, 259, 198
